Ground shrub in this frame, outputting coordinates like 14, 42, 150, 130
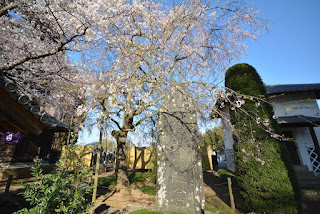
205, 204, 218, 213
15, 157, 93, 214
140, 185, 156, 196
225, 63, 300, 213
129, 172, 149, 184
149, 153, 157, 184
98, 175, 117, 189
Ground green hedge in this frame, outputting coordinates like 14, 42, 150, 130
225, 63, 300, 213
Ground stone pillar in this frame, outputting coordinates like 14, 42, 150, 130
221, 103, 235, 172
157, 88, 205, 213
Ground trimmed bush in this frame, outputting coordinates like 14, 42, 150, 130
225, 63, 300, 213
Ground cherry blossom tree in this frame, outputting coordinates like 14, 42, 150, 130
0, 0, 91, 121
1, 0, 268, 192
0, 0, 97, 136
77, 0, 268, 191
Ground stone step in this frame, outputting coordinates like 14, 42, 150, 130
301, 189, 320, 201
299, 182, 320, 189
297, 175, 320, 181
295, 171, 315, 177
297, 176, 320, 183
294, 166, 316, 178
294, 165, 309, 172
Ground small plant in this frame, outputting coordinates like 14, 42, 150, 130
130, 209, 187, 214
15, 157, 93, 214
219, 205, 238, 214
218, 169, 235, 181
140, 185, 156, 196
130, 209, 162, 214
149, 151, 157, 184
205, 204, 218, 213
98, 175, 117, 189
129, 172, 149, 184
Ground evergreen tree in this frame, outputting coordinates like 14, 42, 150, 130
201, 125, 224, 151
225, 63, 300, 213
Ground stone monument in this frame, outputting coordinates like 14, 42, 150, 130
157, 88, 205, 213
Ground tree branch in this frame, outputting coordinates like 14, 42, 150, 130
134, 113, 158, 127
110, 117, 122, 131
0, 2, 19, 17
1, 27, 88, 71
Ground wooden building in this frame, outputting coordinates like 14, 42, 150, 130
0, 72, 68, 163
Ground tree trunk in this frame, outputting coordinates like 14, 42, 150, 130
113, 130, 130, 192
92, 114, 104, 203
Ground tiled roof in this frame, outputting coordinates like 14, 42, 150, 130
265, 83, 320, 98
277, 115, 320, 127
0, 73, 68, 132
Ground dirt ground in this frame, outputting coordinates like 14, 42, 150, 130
93, 170, 239, 212
0, 170, 238, 213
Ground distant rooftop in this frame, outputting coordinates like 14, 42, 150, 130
266, 83, 320, 99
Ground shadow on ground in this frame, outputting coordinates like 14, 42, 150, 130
203, 171, 247, 213
0, 189, 31, 214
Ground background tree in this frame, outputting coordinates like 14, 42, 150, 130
102, 138, 116, 153
225, 63, 300, 213
201, 125, 224, 151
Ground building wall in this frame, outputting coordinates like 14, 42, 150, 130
293, 127, 315, 170
270, 92, 320, 118
0, 143, 16, 162
270, 92, 320, 171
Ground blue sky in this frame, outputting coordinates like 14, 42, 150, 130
234, 0, 320, 85
77, 0, 320, 145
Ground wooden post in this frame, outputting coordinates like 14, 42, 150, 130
227, 177, 235, 210
5, 175, 13, 193
207, 146, 213, 171
92, 106, 107, 206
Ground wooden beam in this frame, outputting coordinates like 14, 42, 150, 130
308, 126, 320, 163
